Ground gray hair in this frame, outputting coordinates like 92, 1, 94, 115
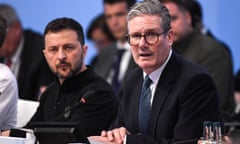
0, 4, 19, 26
127, 0, 171, 32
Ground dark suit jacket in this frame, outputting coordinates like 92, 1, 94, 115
205, 30, 232, 56
94, 42, 137, 83
17, 30, 55, 100
113, 51, 222, 144
173, 31, 234, 114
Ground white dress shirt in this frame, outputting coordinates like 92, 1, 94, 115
0, 64, 18, 130
143, 49, 172, 105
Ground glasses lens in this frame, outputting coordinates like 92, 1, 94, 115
128, 32, 163, 45
146, 34, 158, 44
128, 35, 139, 45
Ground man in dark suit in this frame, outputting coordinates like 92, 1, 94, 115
0, 4, 54, 100
94, 0, 137, 93
89, 0, 222, 143
186, 0, 232, 55
159, 0, 234, 116
87, 14, 116, 67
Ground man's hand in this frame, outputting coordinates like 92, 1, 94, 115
88, 127, 129, 144
88, 135, 115, 144
1, 130, 10, 136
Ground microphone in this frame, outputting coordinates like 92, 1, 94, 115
54, 91, 95, 121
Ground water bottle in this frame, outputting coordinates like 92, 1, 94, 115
203, 121, 213, 140
213, 122, 222, 143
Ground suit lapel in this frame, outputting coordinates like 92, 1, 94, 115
150, 52, 179, 136
131, 69, 143, 132
127, 57, 137, 72
104, 43, 117, 78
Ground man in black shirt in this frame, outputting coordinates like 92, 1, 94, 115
27, 17, 118, 137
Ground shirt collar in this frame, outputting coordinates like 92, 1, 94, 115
11, 36, 24, 63
116, 40, 130, 51
143, 49, 172, 84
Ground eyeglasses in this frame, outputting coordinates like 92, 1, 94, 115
127, 31, 166, 46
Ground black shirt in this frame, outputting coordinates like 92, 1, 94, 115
27, 67, 118, 136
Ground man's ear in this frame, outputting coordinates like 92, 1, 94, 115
42, 49, 47, 58
82, 45, 88, 57
167, 30, 174, 45
184, 11, 192, 28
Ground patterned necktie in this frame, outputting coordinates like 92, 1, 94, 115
111, 49, 125, 93
139, 75, 152, 134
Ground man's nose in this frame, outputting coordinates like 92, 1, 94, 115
58, 49, 66, 59
138, 36, 147, 46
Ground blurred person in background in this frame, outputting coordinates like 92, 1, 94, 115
234, 70, 240, 115
217, 70, 240, 144
187, 0, 232, 57
225, 70, 240, 122
0, 4, 55, 101
87, 14, 115, 67
160, 0, 234, 118
0, 15, 18, 131
94, 0, 137, 93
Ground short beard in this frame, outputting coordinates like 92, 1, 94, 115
56, 52, 84, 80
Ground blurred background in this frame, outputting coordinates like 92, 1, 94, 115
0, 0, 239, 73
